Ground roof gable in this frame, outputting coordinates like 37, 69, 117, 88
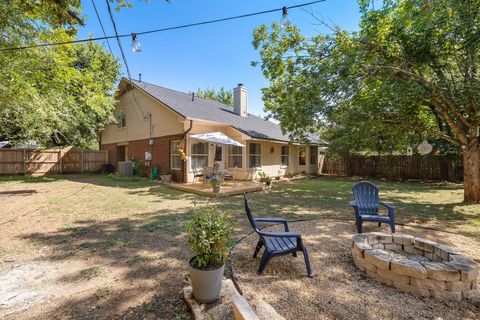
122, 78, 322, 144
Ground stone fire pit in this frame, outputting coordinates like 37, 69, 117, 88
352, 232, 479, 301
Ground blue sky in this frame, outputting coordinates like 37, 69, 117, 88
78, 0, 363, 117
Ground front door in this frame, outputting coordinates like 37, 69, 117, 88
214, 144, 224, 170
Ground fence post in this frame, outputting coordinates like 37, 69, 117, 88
23, 148, 26, 175
59, 148, 62, 174
81, 149, 84, 174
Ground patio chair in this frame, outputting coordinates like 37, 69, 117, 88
203, 167, 213, 185
222, 171, 235, 187
243, 193, 312, 277
192, 167, 204, 184
349, 181, 395, 234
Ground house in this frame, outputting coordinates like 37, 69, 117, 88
100, 78, 325, 183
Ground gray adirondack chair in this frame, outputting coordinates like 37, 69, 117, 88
243, 193, 312, 277
349, 181, 395, 233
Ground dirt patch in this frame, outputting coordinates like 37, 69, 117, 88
232, 220, 480, 320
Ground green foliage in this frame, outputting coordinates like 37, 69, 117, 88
186, 206, 234, 269
131, 160, 146, 177
252, 1, 480, 155
264, 177, 272, 186
0, 1, 120, 147
257, 171, 269, 183
210, 176, 222, 187
195, 87, 233, 106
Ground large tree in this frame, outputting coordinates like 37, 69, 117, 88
0, 0, 120, 148
253, 0, 480, 203
195, 87, 233, 106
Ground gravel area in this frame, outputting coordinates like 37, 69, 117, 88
231, 220, 480, 320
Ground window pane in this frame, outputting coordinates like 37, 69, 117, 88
299, 146, 306, 165
229, 145, 242, 155
229, 155, 242, 168
172, 155, 182, 169
192, 142, 208, 155
281, 146, 289, 166
171, 141, 182, 169
310, 146, 318, 165
191, 155, 208, 171
249, 155, 260, 168
249, 143, 260, 155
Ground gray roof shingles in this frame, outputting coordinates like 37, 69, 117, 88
128, 78, 321, 144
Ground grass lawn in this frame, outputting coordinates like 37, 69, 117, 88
0, 174, 478, 319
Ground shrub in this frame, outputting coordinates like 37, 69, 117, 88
132, 160, 146, 177
186, 206, 234, 269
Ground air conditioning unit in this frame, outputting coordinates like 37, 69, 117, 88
118, 161, 133, 177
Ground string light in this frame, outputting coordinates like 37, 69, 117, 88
0, 0, 327, 52
281, 6, 291, 27
131, 33, 141, 52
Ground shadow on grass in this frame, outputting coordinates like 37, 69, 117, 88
20, 209, 195, 319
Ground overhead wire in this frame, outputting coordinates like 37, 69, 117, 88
105, 0, 145, 123
91, 0, 114, 55
0, 0, 327, 52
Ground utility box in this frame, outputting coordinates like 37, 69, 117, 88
118, 161, 133, 177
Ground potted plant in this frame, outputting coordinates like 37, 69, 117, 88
265, 176, 272, 189
186, 206, 234, 303
210, 176, 221, 193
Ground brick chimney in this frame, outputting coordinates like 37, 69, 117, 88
233, 83, 248, 117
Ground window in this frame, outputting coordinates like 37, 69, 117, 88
191, 142, 208, 172
170, 140, 182, 170
228, 145, 243, 168
310, 146, 318, 165
281, 145, 290, 166
298, 146, 306, 165
248, 143, 261, 168
117, 110, 126, 128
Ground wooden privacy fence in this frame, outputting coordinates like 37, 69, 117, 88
0, 148, 108, 175
323, 155, 464, 182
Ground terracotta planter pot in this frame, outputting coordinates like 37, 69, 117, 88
212, 186, 220, 193
189, 257, 224, 303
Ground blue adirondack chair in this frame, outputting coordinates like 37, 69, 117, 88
243, 193, 312, 277
349, 181, 396, 233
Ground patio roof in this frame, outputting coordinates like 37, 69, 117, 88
190, 132, 245, 147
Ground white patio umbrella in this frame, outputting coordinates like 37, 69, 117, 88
190, 132, 245, 147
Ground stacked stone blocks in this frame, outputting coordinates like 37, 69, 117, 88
352, 233, 479, 301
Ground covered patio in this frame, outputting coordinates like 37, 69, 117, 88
167, 180, 263, 197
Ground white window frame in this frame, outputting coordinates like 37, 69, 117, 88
248, 143, 262, 168
190, 142, 209, 172
170, 140, 182, 170
281, 145, 290, 167
228, 145, 243, 169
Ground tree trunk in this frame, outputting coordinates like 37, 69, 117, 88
463, 138, 480, 204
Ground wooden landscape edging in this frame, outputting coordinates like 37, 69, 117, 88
322, 155, 465, 182
0, 147, 108, 175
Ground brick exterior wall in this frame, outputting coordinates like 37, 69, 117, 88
101, 133, 186, 183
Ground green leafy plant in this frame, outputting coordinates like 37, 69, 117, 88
210, 176, 222, 188
265, 177, 272, 186
186, 206, 234, 269
257, 171, 268, 182
131, 160, 146, 177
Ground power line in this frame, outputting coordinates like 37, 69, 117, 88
0, 0, 327, 52
105, 0, 146, 122
91, 0, 114, 55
